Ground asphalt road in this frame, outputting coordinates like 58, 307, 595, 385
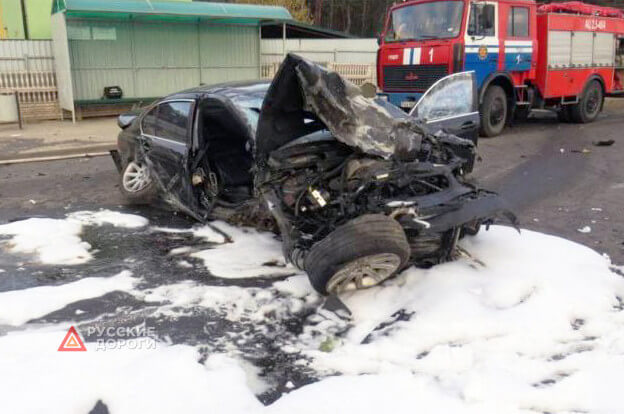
473, 108, 623, 265
1, 109, 622, 264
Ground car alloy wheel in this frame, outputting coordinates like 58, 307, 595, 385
326, 252, 402, 294
122, 161, 151, 193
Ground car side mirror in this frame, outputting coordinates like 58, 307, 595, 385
377, 36, 382, 46
118, 113, 138, 129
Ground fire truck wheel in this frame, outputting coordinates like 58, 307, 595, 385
480, 86, 507, 137
570, 80, 603, 123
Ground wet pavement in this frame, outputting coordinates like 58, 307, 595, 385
472, 108, 624, 264
0, 209, 338, 403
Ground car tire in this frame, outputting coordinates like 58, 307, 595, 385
304, 214, 410, 295
479, 86, 508, 137
570, 80, 603, 123
119, 159, 157, 204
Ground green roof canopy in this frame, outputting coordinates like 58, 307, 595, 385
52, 0, 293, 24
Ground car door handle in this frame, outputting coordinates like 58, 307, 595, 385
460, 121, 476, 130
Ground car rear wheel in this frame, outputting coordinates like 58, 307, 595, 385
570, 80, 603, 123
119, 160, 157, 204
479, 85, 507, 137
304, 214, 410, 295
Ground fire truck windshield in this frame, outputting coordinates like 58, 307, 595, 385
385, 1, 464, 42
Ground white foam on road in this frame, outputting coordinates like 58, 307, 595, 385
0, 329, 262, 414
0, 328, 481, 414
1, 220, 623, 413
268, 373, 479, 414
68, 210, 149, 228
303, 227, 624, 413
190, 222, 295, 279
0, 271, 138, 326
152, 224, 227, 244
0, 218, 92, 265
0, 210, 148, 265
138, 277, 315, 324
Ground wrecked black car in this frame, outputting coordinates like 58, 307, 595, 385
112, 54, 516, 295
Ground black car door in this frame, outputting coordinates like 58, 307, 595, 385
140, 99, 197, 211
409, 71, 480, 144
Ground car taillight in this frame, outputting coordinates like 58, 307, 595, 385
452, 43, 464, 73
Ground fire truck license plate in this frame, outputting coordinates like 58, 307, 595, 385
401, 100, 417, 109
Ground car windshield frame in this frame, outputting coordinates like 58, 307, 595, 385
384, 0, 465, 42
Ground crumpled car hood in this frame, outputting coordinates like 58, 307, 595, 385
255, 54, 427, 160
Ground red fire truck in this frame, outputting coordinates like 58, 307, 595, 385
377, 0, 624, 136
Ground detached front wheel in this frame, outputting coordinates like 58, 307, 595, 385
304, 214, 410, 295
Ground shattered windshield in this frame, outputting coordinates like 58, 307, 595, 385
385, 1, 464, 41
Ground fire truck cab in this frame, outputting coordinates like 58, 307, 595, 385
377, 0, 624, 136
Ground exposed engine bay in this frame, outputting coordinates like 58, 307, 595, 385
259, 126, 513, 269
254, 55, 517, 279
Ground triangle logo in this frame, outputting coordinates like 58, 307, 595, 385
58, 326, 87, 352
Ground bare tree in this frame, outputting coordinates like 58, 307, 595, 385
360, 0, 368, 37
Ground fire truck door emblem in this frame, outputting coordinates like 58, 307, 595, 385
478, 45, 488, 60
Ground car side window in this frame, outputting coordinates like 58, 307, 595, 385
507, 7, 529, 37
141, 106, 158, 136
155, 101, 193, 143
